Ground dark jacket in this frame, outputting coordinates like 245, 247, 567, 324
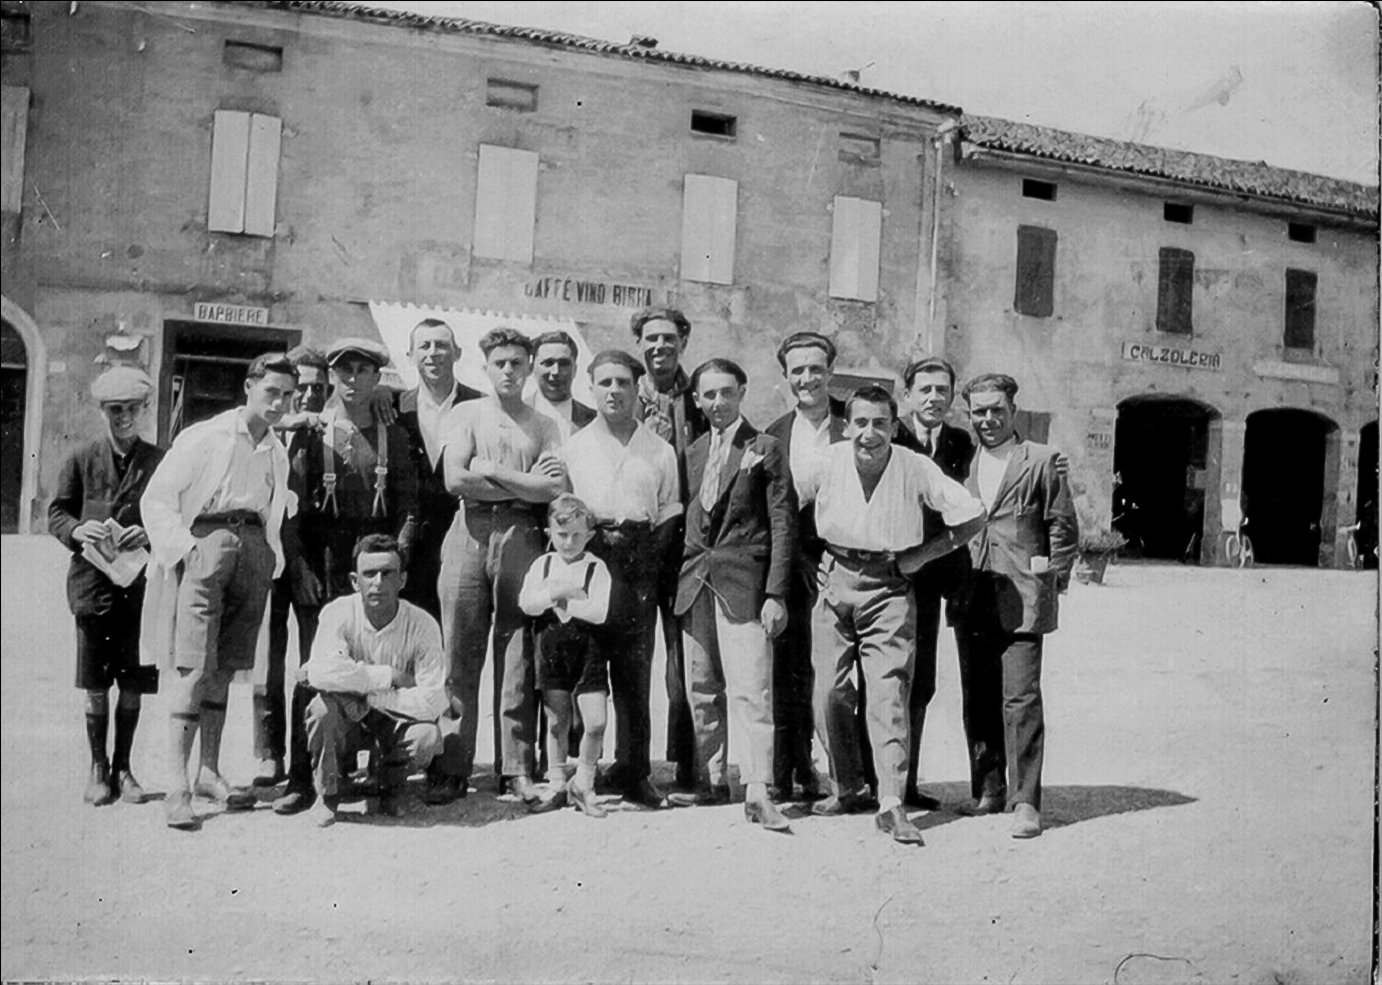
958, 437, 1079, 635
765, 396, 848, 569
907, 420, 977, 605
396, 382, 484, 537
49, 437, 164, 617
674, 421, 798, 624
570, 400, 597, 431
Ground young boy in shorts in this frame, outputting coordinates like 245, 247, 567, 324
518, 494, 612, 818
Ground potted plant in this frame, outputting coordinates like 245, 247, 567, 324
1075, 529, 1127, 585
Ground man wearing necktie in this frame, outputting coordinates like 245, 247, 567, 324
671, 359, 797, 832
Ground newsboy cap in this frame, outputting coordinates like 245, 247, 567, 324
325, 337, 391, 369
90, 366, 154, 403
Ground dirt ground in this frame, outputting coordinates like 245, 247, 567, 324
1, 534, 1376, 984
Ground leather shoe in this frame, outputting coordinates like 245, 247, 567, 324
84, 762, 115, 807
195, 772, 257, 812
622, 777, 669, 810
374, 793, 405, 818
667, 785, 730, 808
164, 789, 198, 830
974, 791, 1007, 815
875, 805, 925, 845
527, 786, 566, 814
904, 790, 943, 811
744, 797, 792, 833
811, 788, 875, 816
1011, 803, 1041, 839
508, 775, 541, 805
568, 782, 607, 819
796, 773, 827, 801
112, 769, 146, 804
251, 758, 286, 788
309, 795, 340, 828
423, 774, 464, 806
272, 786, 317, 816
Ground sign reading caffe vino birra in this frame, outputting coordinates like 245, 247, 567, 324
524, 276, 657, 308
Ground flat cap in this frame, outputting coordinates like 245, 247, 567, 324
325, 337, 391, 369
90, 366, 154, 403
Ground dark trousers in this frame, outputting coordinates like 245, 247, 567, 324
903, 585, 943, 795
305, 693, 441, 797
771, 567, 817, 790
661, 591, 696, 785
257, 574, 320, 780
959, 629, 1044, 809
590, 525, 660, 788
399, 504, 455, 622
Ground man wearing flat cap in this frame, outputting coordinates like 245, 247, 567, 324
272, 336, 420, 816
49, 366, 165, 808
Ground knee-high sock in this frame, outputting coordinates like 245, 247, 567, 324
85, 711, 109, 768
199, 702, 228, 776
111, 706, 140, 773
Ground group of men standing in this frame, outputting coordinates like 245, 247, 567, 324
53, 305, 1078, 843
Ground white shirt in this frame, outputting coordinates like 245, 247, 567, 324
910, 416, 942, 457
799, 442, 984, 552
305, 594, 448, 723
562, 416, 682, 525
976, 436, 1018, 511
528, 391, 577, 444
789, 409, 833, 503
416, 381, 458, 468
202, 411, 278, 518
518, 551, 612, 625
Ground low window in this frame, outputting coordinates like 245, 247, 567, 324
1014, 225, 1057, 318
1284, 268, 1317, 349
1022, 179, 1057, 201
223, 40, 283, 72
1015, 410, 1051, 444
486, 78, 539, 112
0, 4, 31, 54
691, 110, 736, 138
1156, 247, 1195, 335
1163, 202, 1194, 224
839, 131, 881, 166
1288, 222, 1317, 244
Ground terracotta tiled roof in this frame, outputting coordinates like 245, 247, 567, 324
236, 1, 960, 114
962, 114, 1379, 221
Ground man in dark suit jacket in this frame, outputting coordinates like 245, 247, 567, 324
764, 331, 847, 800
671, 358, 797, 832
530, 330, 596, 440
957, 373, 1079, 840
395, 318, 484, 623
900, 357, 976, 810
49, 366, 164, 807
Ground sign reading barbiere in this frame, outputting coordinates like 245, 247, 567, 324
194, 302, 270, 326
524, 276, 656, 308
1122, 341, 1221, 371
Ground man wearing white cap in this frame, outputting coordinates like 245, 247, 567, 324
49, 366, 165, 808
272, 336, 419, 816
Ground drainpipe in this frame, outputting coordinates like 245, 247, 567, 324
925, 119, 959, 355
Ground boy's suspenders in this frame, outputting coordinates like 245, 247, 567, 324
322, 417, 389, 517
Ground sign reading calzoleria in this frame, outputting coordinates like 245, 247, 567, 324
1122, 341, 1221, 371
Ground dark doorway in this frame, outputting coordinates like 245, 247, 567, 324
1113, 396, 1217, 562
1353, 420, 1377, 569
159, 321, 300, 443
1242, 408, 1336, 567
1, 319, 26, 533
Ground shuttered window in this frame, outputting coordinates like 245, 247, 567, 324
829, 196, 882, 302
1, 85, 28, 214
1013, 225, 1056, 318
680, 174, 738, 285
473, 144, 539, 263
1156, 247, 1195, 335
1284, 268, 1317, 349
208, 110, 281, 237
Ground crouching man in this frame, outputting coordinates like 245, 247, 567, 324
302, 534, 448, 826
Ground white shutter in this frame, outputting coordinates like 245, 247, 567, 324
208, 110, 251, 233
242, 113, 282, 237
681, 173, 738, 285
829, 196, 882, 302
1, 86, 29, 214
473, 144, 539, 263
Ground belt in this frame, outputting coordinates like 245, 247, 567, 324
594, 519, 652, 533
193, 510, 264, 528
466, 500, 540, 516
826, 544, 896, 565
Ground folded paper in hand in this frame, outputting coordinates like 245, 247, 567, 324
81, 519, 150, 588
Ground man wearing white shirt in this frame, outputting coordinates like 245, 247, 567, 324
798, 384, 985, 844
528, 330, 596, 443
141, 353, 298, 830
396, 319, 484, 623
303, 534, 448, 826
562, 349, 682, 809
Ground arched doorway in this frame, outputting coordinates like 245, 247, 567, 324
1113, 395, 1220, 563
1354, 420, 1377, 568
1243, 408, 1338, 566
0, 295, 46, 535
1, 319, 26, 532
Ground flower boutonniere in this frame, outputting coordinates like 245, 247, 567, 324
739, 448, 765, 473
